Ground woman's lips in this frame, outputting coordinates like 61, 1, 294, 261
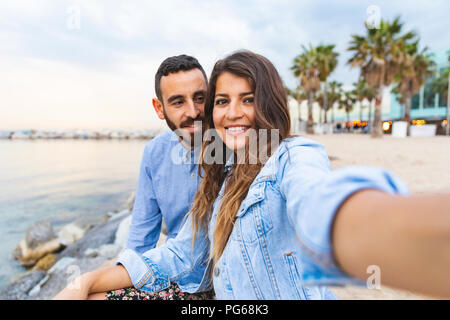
225, 126, 250, 136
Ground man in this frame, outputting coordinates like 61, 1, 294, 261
127, 55, 207, 254
83, 54, 212, 300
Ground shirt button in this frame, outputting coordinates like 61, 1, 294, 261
214, 266, 220, 277
191, 173, 195, 177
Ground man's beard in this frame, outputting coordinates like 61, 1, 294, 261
162, 109, 178, 132
162, 107, 203, 149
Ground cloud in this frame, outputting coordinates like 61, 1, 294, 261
0, 0, 449, 129
0, 55, 163, 130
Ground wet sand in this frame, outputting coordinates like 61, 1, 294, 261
305, 133, 450, 300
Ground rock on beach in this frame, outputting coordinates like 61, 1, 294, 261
0, 270, 45, 300
32, 254, 57, 272
12, 221, 62, 267
1, 196, 135, 300
57, 212, 126, 260
57, 219, 94, 247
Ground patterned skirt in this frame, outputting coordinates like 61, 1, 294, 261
104, 282, 215, 300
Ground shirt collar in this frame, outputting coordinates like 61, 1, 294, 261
168, 130, 201, 164
182, 144, 201, 164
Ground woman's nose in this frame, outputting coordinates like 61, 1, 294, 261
226, 100, 244, 120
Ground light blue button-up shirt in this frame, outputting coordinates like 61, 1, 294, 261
126, 131, 201, 254
118, 136, 410, 299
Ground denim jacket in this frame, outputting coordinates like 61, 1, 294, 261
117, 136, 410, 299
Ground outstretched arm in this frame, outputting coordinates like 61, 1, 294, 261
54, 213, 211, 300
278, 140, 449, 298
53, 265, 131, 300
332, 190, 450, 298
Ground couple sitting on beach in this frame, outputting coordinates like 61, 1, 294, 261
54, 50, 450, 300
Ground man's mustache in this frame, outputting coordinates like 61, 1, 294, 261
179, 117, 204, 128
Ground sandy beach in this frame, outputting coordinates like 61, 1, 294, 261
305, 133, 450, 300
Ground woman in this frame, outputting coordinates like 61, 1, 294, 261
55, 50, 450, 300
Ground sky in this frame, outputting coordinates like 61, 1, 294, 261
1, 0, 449, 131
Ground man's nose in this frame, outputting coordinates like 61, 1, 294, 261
185, 99, 200, 119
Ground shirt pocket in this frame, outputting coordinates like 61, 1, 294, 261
231, 181, 273, 244
283, 251, 311, 300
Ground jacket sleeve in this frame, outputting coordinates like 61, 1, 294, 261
279, 142, 410, 286
126, 143, 162, 253
117, 213, 212, 293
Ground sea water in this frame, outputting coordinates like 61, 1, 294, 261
0, 138, 149, 291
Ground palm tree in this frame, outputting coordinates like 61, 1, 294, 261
329, 81, 343, 125
430, 52, 450, 135
291, 44, 321, 134
430, 65, 449, 102
318, 80, 342, 124
364, 84, 376, 133
339, 90, 356, 127
316, 44, 339, 125
317, 91, 325, 124
286, 86, 307, 132
353, 78, 368, 122
353, 78, 376, 131
348, 16, 417, 138
392, 42, 435, 136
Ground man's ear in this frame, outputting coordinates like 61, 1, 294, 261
152, 98, 165, 120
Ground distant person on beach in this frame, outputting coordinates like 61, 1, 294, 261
84, 55, 214, 300
55, 50, 450, 300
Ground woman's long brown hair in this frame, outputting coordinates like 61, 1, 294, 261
189, 50, 292, 269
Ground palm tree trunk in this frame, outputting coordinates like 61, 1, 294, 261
331, 103, 335, 124
319, 106, 323, 124
359, 100, 363, 123
372, 88, 383, 138
403, 93, 412, 137
368, 99, 374, 133
307, 90, 314, 134
296, 98, 302, 132
323, 80, 328, 124
447, 72, 450, 136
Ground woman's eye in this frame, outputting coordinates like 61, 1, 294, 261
215, 99, 227, 106
244, 97, 254, 103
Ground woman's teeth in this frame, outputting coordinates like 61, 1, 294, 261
225, 126, 249, 136
227, 126, 247, 131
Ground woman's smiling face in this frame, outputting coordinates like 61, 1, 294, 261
212, 72, 255, 152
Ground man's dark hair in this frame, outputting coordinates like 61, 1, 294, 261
155, 54, 207, 103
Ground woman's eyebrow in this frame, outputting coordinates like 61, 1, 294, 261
214, 93, 229, 98
215, 91, 254, 98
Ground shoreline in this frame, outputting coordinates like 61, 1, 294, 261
0, 192, 136, 300
0, 129, 162, 140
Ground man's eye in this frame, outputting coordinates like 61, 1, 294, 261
195, 96, 205, 103
173, 100, 183, 106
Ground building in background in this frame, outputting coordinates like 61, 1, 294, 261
388, 48, 449, 135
